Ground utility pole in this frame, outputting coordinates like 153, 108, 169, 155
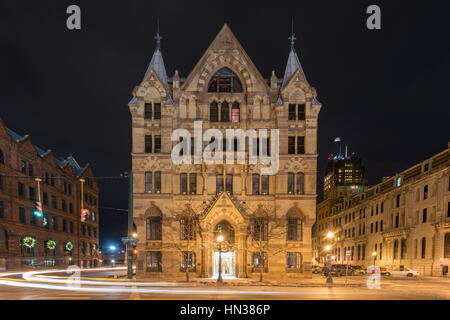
127, 172, 134, 279
79, 178, 85, 268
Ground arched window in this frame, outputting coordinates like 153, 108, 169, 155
221, 101, 229, 122
64, 241, 74, 265
232, 102, 240, 122
0, 229, 7, 250
21, 236, 37, 265
286, 218, 302, 241
0, 149, 3, 163
296, 172, 304, 194
44, 240, 57, 266
216, 220, 235, 244
147, 216, 162, 240
207, 67, 243, 93
210, 101, 218, 122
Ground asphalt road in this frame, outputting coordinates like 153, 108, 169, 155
0, 270, 449, 300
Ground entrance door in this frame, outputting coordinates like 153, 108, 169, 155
212, 251, 235, 277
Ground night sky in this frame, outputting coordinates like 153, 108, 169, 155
1, 1, 449, 249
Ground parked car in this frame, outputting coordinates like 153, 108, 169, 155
350, 265, 366, 275
366, 266, 390, 275
323, 264, 354, 277
312, 265, 322, 274
385, 267, 420, 277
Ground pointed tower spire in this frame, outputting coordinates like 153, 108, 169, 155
144, 19, 168, 86
282, 19, 306, 87
289, 19, 296, 50
155, 19, 162, 50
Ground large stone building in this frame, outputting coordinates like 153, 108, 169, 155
128, 25, 322, 279
314, 142, 450, 276
0, 118, 100, 270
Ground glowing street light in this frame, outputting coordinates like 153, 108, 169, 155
132, 233, 137, 238
325, 231, 335, 285
372, 251, 377, 265
109, 245, 117, 251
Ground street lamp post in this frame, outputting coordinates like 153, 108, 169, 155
325, 231, 335, 285
372, 251, 377, 266
325, 245, 333, 284
217, 235, 224, 283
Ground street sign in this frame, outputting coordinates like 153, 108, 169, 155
122, 237, 137, 244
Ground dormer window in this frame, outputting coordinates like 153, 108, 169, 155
207, 67, 243, 93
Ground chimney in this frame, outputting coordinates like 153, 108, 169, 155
270, 70, 278, 90
173, 70, 180, 89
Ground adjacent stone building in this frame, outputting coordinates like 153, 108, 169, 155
128, 25, 322, 279
0, 118, 100, 270
315, 142, 450, 276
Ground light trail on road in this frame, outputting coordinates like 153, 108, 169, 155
0, 268, 298, 296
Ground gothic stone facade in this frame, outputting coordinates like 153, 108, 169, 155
129, 25, 321, 279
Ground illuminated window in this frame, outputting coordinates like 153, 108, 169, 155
231, 102, 240, 122
207, 67, 243, 93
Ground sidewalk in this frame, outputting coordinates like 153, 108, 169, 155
131, 275, 367, 287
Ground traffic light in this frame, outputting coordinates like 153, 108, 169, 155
33, 202, 43, 218
81, 208, 89, 222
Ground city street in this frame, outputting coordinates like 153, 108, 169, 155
0, 268, 449, 300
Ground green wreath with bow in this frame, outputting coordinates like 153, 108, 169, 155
65, 241, 74, 252
22, 236, 36, 248
46, 240, 57, 250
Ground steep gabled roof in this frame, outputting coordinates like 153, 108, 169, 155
282, 49, 306, 87
200, 191, 249, 218
143, 28, 168, 86
282, 26, 307, 88
128, 96, 139, 105
3, 120, 90, 175
181, 24, 270, 93
144, 48, 168, 86
67, 155, 87, 177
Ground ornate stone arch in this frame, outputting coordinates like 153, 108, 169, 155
284, 157, 309, 172
139, 156, 164, 171
174, 164, 201, 173
144, 202, 163, 219
198, 58, 251, 93
289, 89, 306, 102
144, 86, 162, 101
286, 204, 305, 219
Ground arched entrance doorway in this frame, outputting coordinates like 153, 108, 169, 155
212, 220, 236, 278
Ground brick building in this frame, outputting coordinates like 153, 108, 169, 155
0, 117, 100, 270
128, 24, 322, 280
